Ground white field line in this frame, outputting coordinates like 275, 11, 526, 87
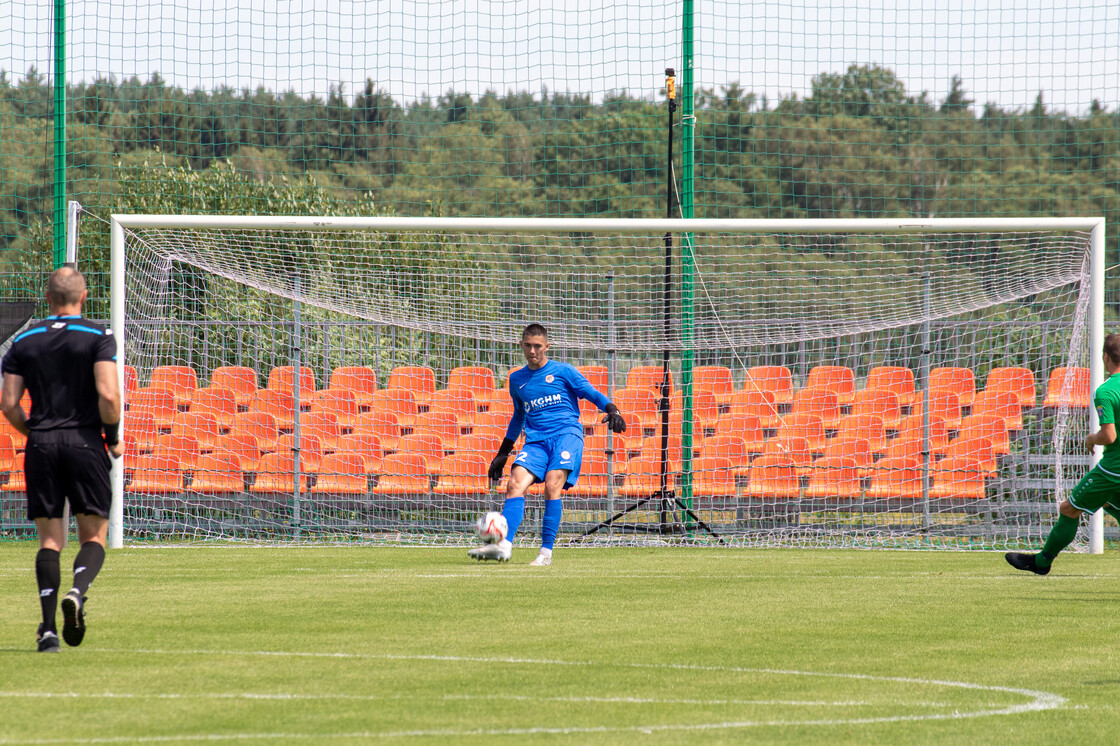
0, 650, 1066, 745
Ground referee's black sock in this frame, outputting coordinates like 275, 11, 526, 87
71, 541, 106, 597
35, 548, 61, 632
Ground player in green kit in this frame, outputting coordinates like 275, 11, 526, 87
1006, 334, 1120, 575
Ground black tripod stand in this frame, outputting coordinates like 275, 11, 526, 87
580, 68, 723, 544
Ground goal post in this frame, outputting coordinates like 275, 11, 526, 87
109, 215, 1105, 550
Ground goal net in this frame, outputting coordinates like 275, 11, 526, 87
110, 216, 1104, 550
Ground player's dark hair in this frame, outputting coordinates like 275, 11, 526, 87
1105, 333, 1120, 366
522, 323, 548, 339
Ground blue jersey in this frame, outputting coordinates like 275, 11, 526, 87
505, 361, 611, 444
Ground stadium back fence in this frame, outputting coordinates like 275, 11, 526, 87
82, 214, 1106, 551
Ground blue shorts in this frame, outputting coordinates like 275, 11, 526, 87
511, 433, 584, 489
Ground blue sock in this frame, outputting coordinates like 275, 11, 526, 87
542, 499, 562, 550
502, 497, 525, 543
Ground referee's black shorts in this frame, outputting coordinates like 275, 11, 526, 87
25, 428, 112, 520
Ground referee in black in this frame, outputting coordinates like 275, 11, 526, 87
1, 267, 122, 652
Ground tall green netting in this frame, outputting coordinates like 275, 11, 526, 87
2, 1, 1120, 543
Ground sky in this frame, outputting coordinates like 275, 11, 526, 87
2, 0, 1118, 115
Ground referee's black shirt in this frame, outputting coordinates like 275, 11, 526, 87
1, 315, 117, 430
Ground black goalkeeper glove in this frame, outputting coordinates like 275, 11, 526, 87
488, 438, 515, 482
602, 403, 626, 434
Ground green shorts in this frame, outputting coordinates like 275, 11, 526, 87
1068, 466, 1120, 514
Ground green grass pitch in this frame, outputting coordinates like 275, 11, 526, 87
1, 544, 1118, 744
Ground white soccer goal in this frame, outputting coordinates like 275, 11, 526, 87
109, 216, 1105, 551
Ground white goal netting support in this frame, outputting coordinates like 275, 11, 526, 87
109, 216, 1105, 550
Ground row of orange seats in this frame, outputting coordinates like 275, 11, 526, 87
120, 448, 989, 503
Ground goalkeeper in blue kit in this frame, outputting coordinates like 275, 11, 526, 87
469, 323, 625, 565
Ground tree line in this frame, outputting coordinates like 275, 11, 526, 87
2, 63, 1119, 275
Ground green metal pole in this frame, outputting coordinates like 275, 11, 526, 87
52, 0, 67, 269
679, 0, 696, 516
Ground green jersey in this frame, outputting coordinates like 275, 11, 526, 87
1094, 374, 1120, 474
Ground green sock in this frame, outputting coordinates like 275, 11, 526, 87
1037, 513, 1079, 567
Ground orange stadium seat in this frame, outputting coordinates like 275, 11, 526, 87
931, 456, 987, 501
149, 365, 198, 409
207, 366, 258, 409
692, 366, 735, 406
333, 433, 383, 474
910, 389, 963, 430
457, 432, 503, 460
0, 418, 26, 451
850, 389, 903, 429
275, 433, 322, 474
691, 455, 737, 498
866, 457, 924, 501
0, 433, 17, 473
267, 365, 316, 398
699, 435, 750, 473
744, 366, 794, 406
475, 386, 513, 416
370, 389, 419, 430
151, 434, 202, 471
426, 388, 476, 423
929, 367, 976, 408
577, 365, 610, 393
712, 414, 767, 454
327, 366, 378, 409
726, 390, 781, 429
821, 437, 875, 477
395, 432, 446, 474
895, 413, 950, 454
413, 411, 464, 451
744, 454, 800, 500
249, 389, 296, 427
250, 452, 307, 494
124, 411, 162, 454
763, 436, 813, 477
211, 432, 263, 473
577, 365, 611, 426
189, 387, 238, 431
474, 409, 513, 431
971, 389, 1023, 430
618, 453, 676, 498
370, 452, 431, 496
447, 366, 496, 397
805, 456, 862, 500
792, 387, 843, 429
805, 365, 856, 406
387, 366, 437, 409
230, 411, 280, 453
1043, 367, 1091, 408
189, 452, 245, 494
670, 389, 720, 435
957, 414, 1011, 456
941, 436, 997, 476
626, 365, 672, 396
126, 454, 184, 494
128, 387, 178, 430
309, 388, 362, 429
312, 452, 370, 496
170, 411, 223, 452
568, 451, 610, 499
773, 413, 827, 454
301, 411, 344, 453
834, 414, 887, 454
2, 453, 26, 492
432, 452, 491, 498
865, 366, 918, 407
350, 411, 404, 453
985, 366, 1037, 408
613, 387, 661, 434
122, 365, 139, 397
881, 436, 923, 463
637, 434, 682, 472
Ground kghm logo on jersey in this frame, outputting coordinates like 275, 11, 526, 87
526, 393, 563, 412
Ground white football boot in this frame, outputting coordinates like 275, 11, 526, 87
529, 548, 552, 566
469, 539, 512, 562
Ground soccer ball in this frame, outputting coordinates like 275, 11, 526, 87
475, 511, 508, 544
